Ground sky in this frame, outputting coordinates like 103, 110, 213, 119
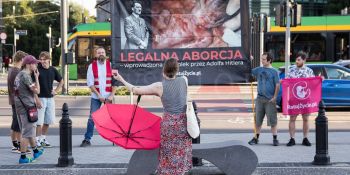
70, 0, 96, 16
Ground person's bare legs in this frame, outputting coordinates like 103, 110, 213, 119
36, 126, 42, 137
11, 130, 22, 142
36, 125, 42, 146
42, 124, 49, 136
255, 125, 262, 137
271, 126, 277, 136
288, 115, 297, 138
302, 114, 310, 138
20, 137, 36, 153
15, 132, 22, 142
287, 115, 297, 146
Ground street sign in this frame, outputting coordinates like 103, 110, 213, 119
0, 32, 7, 40
15, 30, 27, 36
1, 39, 5, 44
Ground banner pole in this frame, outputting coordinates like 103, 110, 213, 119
251, 82, 257, 137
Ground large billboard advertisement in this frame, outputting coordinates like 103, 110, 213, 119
111, 0, 250, 85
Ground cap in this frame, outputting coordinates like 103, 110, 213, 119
22, 55, 40, 66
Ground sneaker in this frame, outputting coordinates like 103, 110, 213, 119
302, 138, 312, 146
19, 157, 35, 164
80, 140, 91, 147
273, 139, 279, 146
33, 149, 44, 159
248, 138, 259, 145
12, 146, 19, 153
286, 138, 296, 146
36, 139, 42, 148
41, 139, 52, 148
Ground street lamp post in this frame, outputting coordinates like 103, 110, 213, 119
13, 28, 16, 53
284, 0, 291, 76
60, 0, 68, 94
47, 26, 52, 66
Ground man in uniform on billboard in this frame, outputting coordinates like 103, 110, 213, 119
124, 1, 149, 49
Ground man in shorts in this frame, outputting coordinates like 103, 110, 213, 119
248, 52, 280, 146
14, 55, 44, 163
7, 51, 27, 153
286, 52, 314, 147
35, 51, 63, 147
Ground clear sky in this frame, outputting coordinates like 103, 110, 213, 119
70, 0, 96, 16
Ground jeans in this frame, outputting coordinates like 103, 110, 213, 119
84, 98, 102, 141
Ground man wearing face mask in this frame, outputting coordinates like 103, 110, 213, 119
80, 47, 117, 147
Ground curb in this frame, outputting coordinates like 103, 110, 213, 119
0, 162, 349, 175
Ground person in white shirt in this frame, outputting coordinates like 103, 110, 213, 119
80, 47, 117, 147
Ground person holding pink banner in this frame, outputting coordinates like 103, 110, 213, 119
286, 52, 314, 147
248, 53, 280, 146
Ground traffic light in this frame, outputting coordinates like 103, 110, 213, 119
51, 37, 56, 48
275, 2, 286, 27
291, 3, 302, 27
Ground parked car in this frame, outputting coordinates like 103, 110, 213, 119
333, 60, 350, 69
277, 64, 350, 109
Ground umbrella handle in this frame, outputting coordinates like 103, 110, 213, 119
137, 95, 142, 105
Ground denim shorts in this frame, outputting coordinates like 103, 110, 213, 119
255, 97, 278, 127
37, 98, 56, 125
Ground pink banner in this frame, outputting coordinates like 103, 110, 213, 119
282, 77, 322, 115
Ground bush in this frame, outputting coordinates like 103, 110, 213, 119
0, 89, 8, 95
0, 87, 130, 96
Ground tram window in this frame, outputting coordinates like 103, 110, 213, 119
78, 38, 91, 57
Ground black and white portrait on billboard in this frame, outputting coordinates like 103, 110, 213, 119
122, 1, 149, 49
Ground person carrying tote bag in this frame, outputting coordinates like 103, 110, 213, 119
182, 76, 200, 139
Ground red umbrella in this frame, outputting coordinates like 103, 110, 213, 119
92, 96, 161, 150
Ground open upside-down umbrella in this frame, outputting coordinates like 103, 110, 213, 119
92, 95, 161, 150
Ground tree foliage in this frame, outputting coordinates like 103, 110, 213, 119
2, 1, 95, 66
326, 0, 350, 15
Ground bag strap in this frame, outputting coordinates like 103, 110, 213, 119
182, 76, 189, 102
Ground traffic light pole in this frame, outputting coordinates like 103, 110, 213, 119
285, 0, 291, 76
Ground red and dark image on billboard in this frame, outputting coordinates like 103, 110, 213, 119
111, 0, 250, 85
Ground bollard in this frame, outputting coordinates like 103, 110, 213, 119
192, 101, 203, 166
313, 101, 330, 165
57, 103, 74, 167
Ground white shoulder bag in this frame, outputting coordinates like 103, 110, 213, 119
183, 76, 200, 139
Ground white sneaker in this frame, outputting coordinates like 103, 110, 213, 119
41, 139, 52, 148
11, 146, 19, 153
36, 139, 42, 148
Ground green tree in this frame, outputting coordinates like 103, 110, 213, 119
326, 0, 350, 15
2, 1, 95, 66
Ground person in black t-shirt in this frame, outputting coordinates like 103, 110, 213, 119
35, 52, 63, 148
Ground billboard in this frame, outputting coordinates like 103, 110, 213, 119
111, 0, 250, 85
